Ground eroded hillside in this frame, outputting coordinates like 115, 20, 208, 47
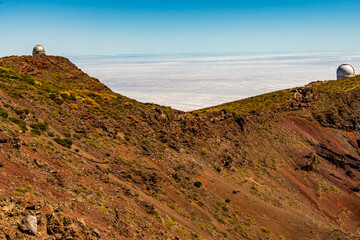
0, 55, 358, 239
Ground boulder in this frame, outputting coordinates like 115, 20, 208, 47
18, 215, 37, 235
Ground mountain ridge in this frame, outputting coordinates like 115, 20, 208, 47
0, 55, 358, 239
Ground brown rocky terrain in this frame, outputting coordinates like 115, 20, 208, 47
0, 55, 359, 239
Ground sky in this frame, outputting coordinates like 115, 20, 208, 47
1, 0, 360, 56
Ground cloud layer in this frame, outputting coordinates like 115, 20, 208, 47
70, 52, 360, 111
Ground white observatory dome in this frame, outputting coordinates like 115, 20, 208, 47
337, 64, 355, 80
32, 45, 46, 56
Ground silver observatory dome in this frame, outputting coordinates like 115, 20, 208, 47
337, 64, 355, 80
32, 45, 46, 56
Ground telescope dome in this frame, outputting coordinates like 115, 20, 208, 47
32, 45, 46, 56
337, 64, 355, 80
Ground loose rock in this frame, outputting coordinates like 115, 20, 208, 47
92, 228, 101, 238
18, 215, 37, 235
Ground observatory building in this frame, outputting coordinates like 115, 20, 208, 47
337, 64, 355, 80
32, 45, 46, 56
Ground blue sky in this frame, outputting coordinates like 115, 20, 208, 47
1, 0, 360, 56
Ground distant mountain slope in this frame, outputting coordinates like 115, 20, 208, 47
194, 75, 360, 119
0, 55, 358, 240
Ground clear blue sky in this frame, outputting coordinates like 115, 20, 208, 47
1, 0, 360, 56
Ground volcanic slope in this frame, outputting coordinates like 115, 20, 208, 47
0, 55, 359, 240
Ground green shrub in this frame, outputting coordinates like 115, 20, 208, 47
24, 184, 33, 190
194, 181, 202, 188
28, 122, 47, 136
261, 227, 271, 234
73, 133, 81, 139
9, 91, 23, 99
53, 97, 64, 105
54, 137, 73, 148
225, 198, 231, 203
213, 214, 226, 224
70, 189, 81, 194
9, 117, 27, 131
154, 211, 162, 223
15, 108, 29, 115
244, 219, 251, 226
64, 138, 73, 145
198, 223, 205, 230
30, 122, 48, 131
98, 206, 107, 213
68, 94, 76, 101
0, 108, 8, 118
49, 93, 64, 105
200, 149, 207, 156
30, 122, 48, 135
15, 187, 26, 193
63, 132, 71, 137
234, 225, 252, 239
166, 203, 178, 210
1, 125, 14, 135
49, 93, 56, 99
165, 219, 175, 229
47, 132, 55, 137
60, 93, 69, 99
190, 232, 199, 239
20, 75, 35, 85
31, 128, 41, 135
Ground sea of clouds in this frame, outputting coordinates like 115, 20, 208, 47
69, 52, 360, 111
